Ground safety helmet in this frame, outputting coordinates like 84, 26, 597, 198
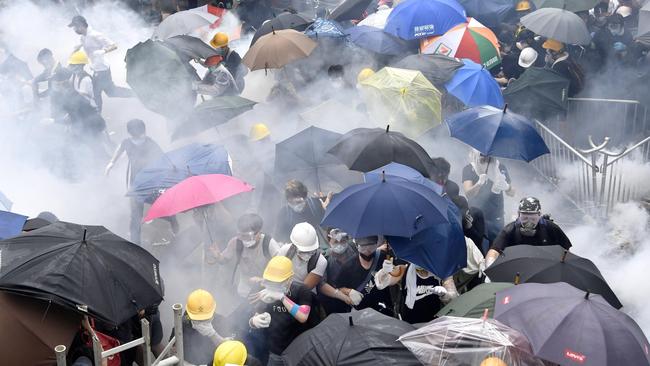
213, 340, 247, 366
186, 289, 216, 321
518, 47, 538, 68
518, 196, 541, 213
515, 0, 531, 11
68, 51, 89, 65
250, 123, 270, 141
542, 39, 564, 52
290, 222, 319, 252
205, 55, 224, 67
263, 256, 294, 283
357, 68, 375, 83
211, 32, 230, 48
480, 357, 508, 366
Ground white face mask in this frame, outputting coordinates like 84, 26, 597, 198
242, 239, 257, 248
330, 243, 347, 254
297, 251, 316, 262
131, 136, 146, 145
289, 201, 306, 212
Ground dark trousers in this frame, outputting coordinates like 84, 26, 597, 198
130, 198, 144, 244
93, 69, 133, 112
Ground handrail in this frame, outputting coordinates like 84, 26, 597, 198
608, 135, 650, 165
535, 120, 597, 170
567, 97, 640, 104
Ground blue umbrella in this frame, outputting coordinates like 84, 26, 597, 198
345, 25, 413, 55
0, 211, 27, 239
387, 199, 466, 278
128, 143, 231, 202
305, 18, 346, 39
446, 105, 550, 161
384, 0, 467, 40
321, 179, 449, 238
458, 0, 515, 28
364, 162, 442, 195
445, 59, 504, 108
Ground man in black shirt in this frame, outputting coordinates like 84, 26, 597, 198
485, 197, 572, 266
274, 179, 330, 247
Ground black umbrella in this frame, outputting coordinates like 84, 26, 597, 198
275, 126, 363, 192
328, 126, 434, 177
281, 308, 420, 365
484, 245, 622, 309
22, 217, 53, 232
250, 12, 313, 46
172, 96, 257, 140
0, 222, 164, 325
391, 54, 463, 85
163, 35, 220, 63
495, 282, 650, 366
503, 67, 569, 120
329, 0, 376, 21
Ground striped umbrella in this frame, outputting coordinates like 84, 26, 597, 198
420, 18, 501, 69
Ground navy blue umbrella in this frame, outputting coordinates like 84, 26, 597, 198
345, 25, 413, 56
387, 198, 466, 278
127, 143, 231, 202
364, 162, 441, 194
321, 179, 449, 238
458, 0, 515, 28
446, 105, 550, 162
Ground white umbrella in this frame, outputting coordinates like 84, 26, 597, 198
358, 5, 393, 29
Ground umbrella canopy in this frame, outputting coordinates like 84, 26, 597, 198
503, 67, 569, 120
320, 178, 449, 238
153, 10, 217, 39
0, 222, 164, 325
484, 244, 623, 309
345, 25, 413, 56
243, 29, 317, 71
387, 199, 466, 278
436, 282, 514, 318
22, 217, 53, 232
329, 0, 375, 21
446, 105, 550, 162
445, 59, 504, 107
421, 18, 501, 70
532, 0, 600, 13
358, 5, 393, 29
0, 292, 82, 366
274, 126, 362, 192
327, 126, 434, 176
520, 8, 591, 45
144, 174, 253, 221
125, 39, 197, 119
0, 190, 11, 211
251, 12, 313, 45
282, 308, 420, 365
359, 67, 442, 137
364, 162, 440, 192
399, 316, 544, 366
384, 0, 467, 40
0, 210, 27, 239
128, 143, 231, 203
391, 54, 463, 85
458, 0, 515, 28
172, 96, 256, 140
304, 18, 346, 38
495, 282, 650, 366
163, 35, 220, 63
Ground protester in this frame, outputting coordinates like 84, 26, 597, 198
32, 48, 61, 104
212, 340, 262, 366
276, 222, 328, 291
194, 55, 240, 97
274, 180, 330, 245
68, 51, 96, 109
210, 32, 247, 93
317, 228, 356, 314
50, 68, 106, 137
543, 38, 585, 96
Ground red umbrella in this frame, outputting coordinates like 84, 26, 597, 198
143, 174, 253, 222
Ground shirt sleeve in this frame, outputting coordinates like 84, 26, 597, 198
310, 255, 328, 277
490, 224, 512, 252
462, 164, 478, 183
550, 222, 572, 250
94, 31, 116, 49
277, 243, 291, 256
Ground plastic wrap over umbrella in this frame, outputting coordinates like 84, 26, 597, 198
399, 316, 546, 366
163, 35, 220, 63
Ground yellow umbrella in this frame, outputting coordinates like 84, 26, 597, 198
359, 67, 442, 138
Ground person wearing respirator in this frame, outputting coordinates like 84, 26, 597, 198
317, 228, 357, 314
249, 256, 314, 366
274, 179, 331, 247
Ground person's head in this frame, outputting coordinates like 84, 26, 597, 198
290, 222, 319, 261
237, 213, 263, 247
50, 68, 73, 93
37, 48, 55, 69
480, 357, 508, 366
518, 196, 541, 236
285, 179, 308, 212
515, 29, 535, 50
357, 68, 375, 84
213, 340, 247, 366
262, 256, 294, 295
210, 32, 230, 50
126, 119, 146, 139
249, 123, 270, 142
68, 50, 89, 73
518, 47, 538, 68
205, 55, 224, 72
327, 228, 350, 255
430, 157, 451, 185
186, 289, 216, 321
607, 14, 625, 36
542, 38, 565, 58
68, 15, 88, 35
354, 235, 380, 261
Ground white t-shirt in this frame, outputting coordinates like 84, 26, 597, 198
79, 28, 115, 72
277, 243, 328, 283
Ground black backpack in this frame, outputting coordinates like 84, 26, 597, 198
230, 233, 273, 285
285, 245, 320, 274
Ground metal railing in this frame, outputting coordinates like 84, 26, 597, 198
55, 303, 184, 366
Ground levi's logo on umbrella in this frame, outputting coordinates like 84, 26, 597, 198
564, 349, 586, 364
502, 296, 511, 305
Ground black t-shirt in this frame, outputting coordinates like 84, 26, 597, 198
173, 313, 232, 366
400, 268, 443, 324
274, 197, 325, 243
319, 246, 358, 314
462, 164, 510, 222
257, 281, 313, 355
491, 219, 572, 253
122, 137, 163, 184
334, 251, 394, 315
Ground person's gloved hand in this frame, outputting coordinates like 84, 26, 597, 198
382, 259, 394, 274
104, 162, 114, 176
250, 312, 271, 329
478, 259, 487, 278
492, 178, 510, 193
260, 289, 284, 304
349, 289, 364, 306
432, 286, 448, 297
463, 211, 474, 229
477, 174, 488, 186
191, 320, 217, 337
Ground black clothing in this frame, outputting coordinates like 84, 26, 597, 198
319, 246, 358, 314
491, 219, 572, 253
399, 269, 443, 324
92, 68, 133, 112
121, 137, 164, 185
274, 197, 325, 243
172, 312, 232, 366
51, 88, 106, 136
462, 164, 510, 223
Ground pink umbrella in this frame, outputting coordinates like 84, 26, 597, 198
143, 174, 253, 222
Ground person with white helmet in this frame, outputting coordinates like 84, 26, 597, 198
276, 222, 328, 291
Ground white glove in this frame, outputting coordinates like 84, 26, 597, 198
478, 259, 487, 278
382, 259, 394, 274
260, 289, 284, 304
104, 162, 114, 176
492, 177, 510, 193
250, 312, 271, 329
349, 289, 364, 306
477, 174, 488, 186
432, 286, 448, 297
92, 49, 106, 57
191, 320, 217, 337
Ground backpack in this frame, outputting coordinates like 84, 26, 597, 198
230, 234, 273, 285
566, 58, 586, 95
285, 245, 320, 274
82, 318, 121, 366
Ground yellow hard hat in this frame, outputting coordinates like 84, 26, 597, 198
213, 340, 247, 366
68, 51, 89, 65
250, 123, 270, 141
211, 32, 229, 48
186, 289, 216, 321
515, 0, 531, 11
263, 256, 294, 283
480, 357, 508, 366
357, 68, 375, 83
542, 38, 564, 52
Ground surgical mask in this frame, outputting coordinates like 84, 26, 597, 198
289, 201, 306, 212
519, 212, 541, 236
131, 137, 146, 145
330, 243, 347, 254
263, 280, 288, 294
242, 239, 257, 248
297, 250, 316, 262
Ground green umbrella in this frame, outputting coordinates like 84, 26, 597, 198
503, 67, 569, 121
532, 0, 600, 13
172, 96, 257, 140
436, 282, 514, 319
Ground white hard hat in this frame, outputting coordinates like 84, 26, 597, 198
616, 6, 632, 18
290, 222, 319, 252
518, 47, 538, 68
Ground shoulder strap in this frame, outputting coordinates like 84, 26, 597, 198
261, 234, 272, 259
307, 252, 319, 273
230, 240, 245, 285
286, 245, 297, 259
355, 249, 381, 293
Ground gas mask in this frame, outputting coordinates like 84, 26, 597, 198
297, 250, 316, 262
519, 212, 541, 236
